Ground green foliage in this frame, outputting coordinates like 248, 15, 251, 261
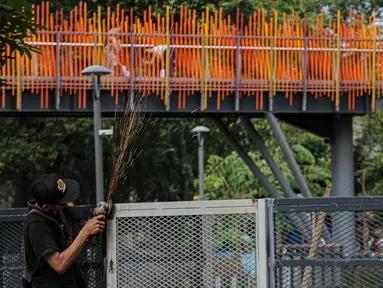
197, 152, 269, 200
307, 0, 383, 20
0, 118, 102, 206
0, 0, 40, 86
354, 114, 383, 196
195, 119, 331, 200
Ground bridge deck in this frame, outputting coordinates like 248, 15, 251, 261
1, 2, 382, 116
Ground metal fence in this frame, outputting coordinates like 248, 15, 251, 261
270, 197, 383, 288
106, 200, 259, 288
106, 197, 383, 288
0, 206, 105, 288
2, 197, 383, 288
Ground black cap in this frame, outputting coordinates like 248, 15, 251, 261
30, 174, 80, 205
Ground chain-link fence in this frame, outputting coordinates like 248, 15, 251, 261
271, 198, 383, 288
0, 206, 105, 288
3, 198, 383, 288
107, 200, 258, 288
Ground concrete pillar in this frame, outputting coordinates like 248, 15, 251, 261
331, 115, 356, 257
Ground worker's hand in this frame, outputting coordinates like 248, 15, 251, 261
81, 214, 105, 238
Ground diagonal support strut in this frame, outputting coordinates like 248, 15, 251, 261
240, 116, 296, 198
212, 118, 282, 199
266, 113, 312, 198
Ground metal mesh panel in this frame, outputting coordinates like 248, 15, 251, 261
67, 219, 105, 288
274, 210, 383, 288
0, 207, 105, 288
116, 213, 257, 288
0, 221, 24, 288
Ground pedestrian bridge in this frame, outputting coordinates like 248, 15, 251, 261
1, 2, 382, 116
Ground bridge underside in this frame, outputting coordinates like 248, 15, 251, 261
1, 89, 373, 115
1, 85, 374, 139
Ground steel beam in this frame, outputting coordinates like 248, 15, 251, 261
240, 116, 296, 198
241, 117, 326, 242
266, 113, 312, 198
265, 113, 329, 243
212, 118, 281, 199
331, 115, 356, 256
331, 115, 354, 197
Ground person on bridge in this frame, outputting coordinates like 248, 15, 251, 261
104, 27, 130, 77
23, 173, 105, 288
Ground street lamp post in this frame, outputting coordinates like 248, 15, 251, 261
81, 65, 111, 203
192, 126, 210, 200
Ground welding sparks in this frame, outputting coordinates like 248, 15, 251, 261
107, 93, 156, 200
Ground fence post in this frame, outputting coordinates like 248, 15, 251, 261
106, 217, 117, 288
268, 198, 276, 288
257, 199, 270, 287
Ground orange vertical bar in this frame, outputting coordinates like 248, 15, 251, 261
81, 11, 87, 106
11, 51, 15, 97
176, 22, 181, 109
256, 10, 260, 108
119, 9, 125, 93
2, 46, 7, 107
111, 12, 116, 98
106, 6, 110, 92
186, 8, 192, 106
40, 2, 45, 108
257, 11, 262, 106
156, 14, 160, 97
74, 6, 80, 108
21, 45, 25, 93
192, 9, 196, 96
69, 12, 73, 95
42, 1, 49, 108
30, 5, 35, 94
217, 9, 222, 101
142, 12, 147, 97
61, 19, 67, 94
145, 11, 151, 97
260, 9, 265, 109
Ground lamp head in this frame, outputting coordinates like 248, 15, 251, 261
81, 65, 111, 76
191, 126, 210, 134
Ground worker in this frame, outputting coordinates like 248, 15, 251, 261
23, 173, 105, 288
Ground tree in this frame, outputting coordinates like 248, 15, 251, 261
0, 118, 106, 207
354, 114, 383, 196
197, 118, 331, 200
0, 0, 39, 86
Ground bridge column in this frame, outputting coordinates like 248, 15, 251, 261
331, 115, 356, 256
331, 115, 354, 197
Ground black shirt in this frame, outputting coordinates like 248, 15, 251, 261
23, 201, 86, 288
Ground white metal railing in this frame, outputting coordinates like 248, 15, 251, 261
106, 199, 268, 288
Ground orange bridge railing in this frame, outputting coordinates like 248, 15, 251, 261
1, 1, 383, 111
